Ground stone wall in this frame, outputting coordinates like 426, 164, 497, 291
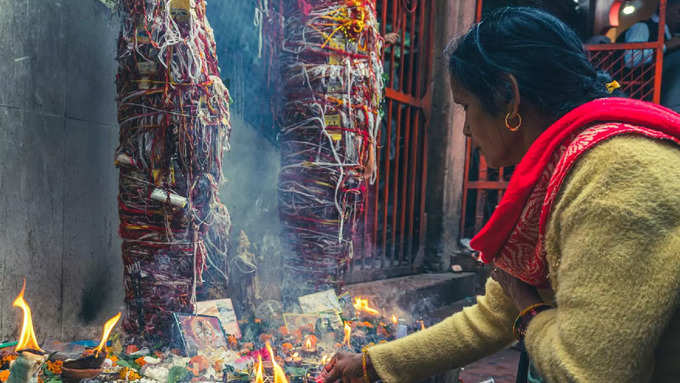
0, 0, 122, 340
0, 0, 285, 340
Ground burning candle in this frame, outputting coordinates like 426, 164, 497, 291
391, 315, 398, 325
303, 335, 318, 353
342, 322, 352, 347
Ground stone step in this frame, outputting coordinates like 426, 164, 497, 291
342, 272, 478, 323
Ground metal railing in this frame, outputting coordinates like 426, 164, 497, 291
345, 0, 435, 283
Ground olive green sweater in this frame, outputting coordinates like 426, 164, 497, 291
368, 136, 680, 382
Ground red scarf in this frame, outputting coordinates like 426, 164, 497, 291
470, 98, 680, 287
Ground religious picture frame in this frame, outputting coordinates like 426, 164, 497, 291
173, 313, 228, 356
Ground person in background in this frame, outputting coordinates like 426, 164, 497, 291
321, 7, 680, 383
621, 0, 680, 68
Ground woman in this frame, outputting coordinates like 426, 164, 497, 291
321, 7, 680, 383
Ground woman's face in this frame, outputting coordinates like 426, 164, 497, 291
450, 75, 523, 168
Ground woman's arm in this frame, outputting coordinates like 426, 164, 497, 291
367, 278, 518, 383
524, 136, 680, 382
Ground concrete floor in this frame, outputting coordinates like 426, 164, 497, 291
459, 347, 521, 383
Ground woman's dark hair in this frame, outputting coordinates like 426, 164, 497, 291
448, 7, 624, 121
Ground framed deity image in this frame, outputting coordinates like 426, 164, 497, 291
173, 313, 228, 356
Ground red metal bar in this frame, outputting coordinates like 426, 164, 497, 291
390, 103, 403, 263
407, 1, 428, 260
466, 180, 510, 189
654, 0, 667, 104
474, 155, 488, 232
406, 1, 417, 95
390, 0, 398, 89
460, 138, 471, 237
398, 4, 407, 92
475, 0, 483, 22
381, 99, 394, 268
370, 0, 389, 270
418, 111, 429, 260
585, 42, 660, 51
385, 88, 423, 107
406, 109, 420, 259
425, 0, 435, 99
381, 0, 388, 36
364, 130, 381, 269
397, 105, 414, 263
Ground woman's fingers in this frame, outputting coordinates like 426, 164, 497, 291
322, 356, 341, 383
321, 351, 363, 383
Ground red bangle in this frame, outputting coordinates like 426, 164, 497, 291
512, 303, 552, 341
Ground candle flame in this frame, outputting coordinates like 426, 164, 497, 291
391, 314, 398, 325
253, 354, 264, 383
266, 341, 289, 383
353, 297, 379, 315
420, 320, 426, 331
94, 312, 122, 356
319, 354, 331, 366
343, 322, 352, 347
305, 338, 312, 349
13, 280, 43, 352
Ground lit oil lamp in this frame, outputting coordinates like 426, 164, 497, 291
62, 312, 122, 382
342, 322, 352, 348
8, 280, 47, 383
303, 335, 318, 353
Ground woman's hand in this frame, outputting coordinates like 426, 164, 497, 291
319, 351, 377, 383
491, 267, 543, 311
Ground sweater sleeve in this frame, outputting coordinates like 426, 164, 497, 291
525, 136, 680, 382
368, 278, 517, 383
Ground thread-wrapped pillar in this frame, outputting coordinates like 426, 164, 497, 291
116, 0, 231, 341
278, 1, 384, 288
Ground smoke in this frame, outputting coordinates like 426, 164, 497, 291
206, 1, 279, 144
206, 2, 359, 317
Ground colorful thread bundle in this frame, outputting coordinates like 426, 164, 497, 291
278, 0, 384, 288
116, 0, 231, 340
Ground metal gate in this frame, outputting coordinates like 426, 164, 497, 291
345, 0, 435, 283
460, 0, 668, 238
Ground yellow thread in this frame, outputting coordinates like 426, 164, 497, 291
606, 80, 621, 94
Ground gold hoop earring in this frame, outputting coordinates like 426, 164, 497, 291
505, 112, 522, 132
